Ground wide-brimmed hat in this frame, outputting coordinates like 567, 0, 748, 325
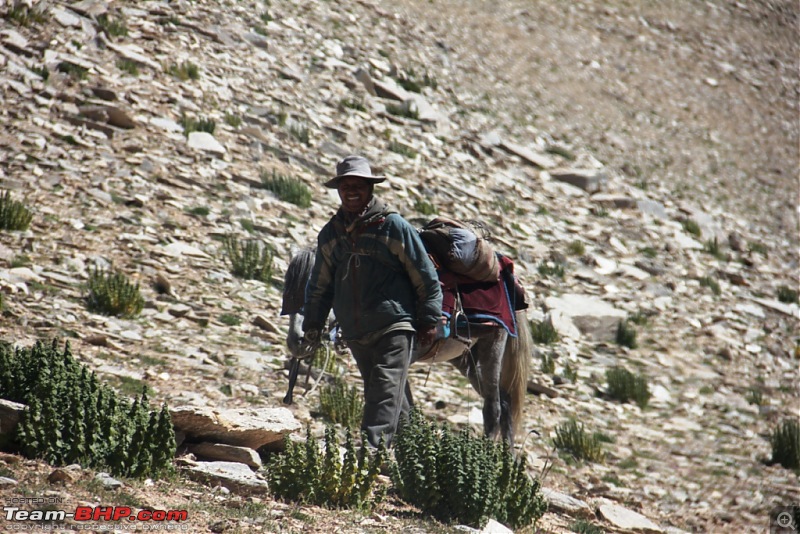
323, 155, 386, 188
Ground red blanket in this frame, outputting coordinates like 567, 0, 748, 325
438, 255, 524, 337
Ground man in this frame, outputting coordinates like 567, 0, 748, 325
301, 155, 442, 447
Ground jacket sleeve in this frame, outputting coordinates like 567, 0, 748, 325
302, 227, 336, 332
389, 215, 443, 327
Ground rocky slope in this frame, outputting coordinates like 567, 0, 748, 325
0, 0, 798, 532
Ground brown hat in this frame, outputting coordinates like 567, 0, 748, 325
323, 155, 386, 188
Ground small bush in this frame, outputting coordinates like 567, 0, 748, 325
531, 316, 559, 345
87, 267, 145, 317
319, 377, 363, 430
537, 261, 565, 279
224, 113, 242, 128
219, 313, 241, 326
616, 319, 638, 349
571, 519, 604, 534
567, 240, 585, 256
562, 362, 578, 383
553, 419, 605, 463
56, 61, 88, 80
288, 123, 310, 145
770, 419, 800, 471
1, 340, 175, 479
224, 235, 274, 282
699, 276, 721, 296
540, 352, 555, 374
340, 98, 366, 112
748, 242, 768, 256
777, 285, 799, 304
260, 170, 312, 208
745, 386, 765, 406
388, 140, 418, 159
266, 425, 386, 509
393, 409, 547, 530
393, 67, 438, 93
0, 191, 33, 231
7, 4, 49, 26
116, 59, 139, 76
180, 114, 215, 136
167, 61, 200, 81
413, 198, 436, 215
31, 65, 49, 80
682, 219, 701, 237
545, 145, 576, 161
97, 14, 128, 37
186, 206, 210, 218
606, 366, 651, 409
704, 237, 726, 260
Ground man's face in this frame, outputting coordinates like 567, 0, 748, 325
337, 177, 372, 214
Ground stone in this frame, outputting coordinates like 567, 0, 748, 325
550, 168, 607, 193
95, 472, 123, 490
542, 488, 593, 517
499, 140, 556, 169
598, 502, 663, 533
0, 399, 25, 435
187, 132, 226, 155
0, 477, 17, 489
187, 442, 262, 470
184, 461, 269, 495
545, 294, 628, 342
169, 406, 301, 450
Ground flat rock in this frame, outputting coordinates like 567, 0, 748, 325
598, 502, 663, 533
542, 488, 593, 517
545, 294, 627, 342
499, 140, 556, 169
550, 168, 606, 193
170, 405, 300, 449
187, 131, 226, 155
187, 442, 262, 470
185, 461, 269, 495
0, 399, 26, 435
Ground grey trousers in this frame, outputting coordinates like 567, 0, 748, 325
347, 331, 414, 448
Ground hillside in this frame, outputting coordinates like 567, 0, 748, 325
0, 0, 798, 532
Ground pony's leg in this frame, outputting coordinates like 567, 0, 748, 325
287, 312, 304, 357
464, 326, 508, 441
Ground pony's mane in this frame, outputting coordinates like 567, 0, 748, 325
281, 248, 316, 315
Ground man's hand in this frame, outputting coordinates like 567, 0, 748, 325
298, 328, 321, 360
417, 325, 437, 350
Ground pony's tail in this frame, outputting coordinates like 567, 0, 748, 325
500, 310, 531, 439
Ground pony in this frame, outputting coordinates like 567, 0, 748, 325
281, 247, 532, 448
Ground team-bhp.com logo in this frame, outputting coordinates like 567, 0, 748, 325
771, 505, 800, 534
4, 504, 189, 531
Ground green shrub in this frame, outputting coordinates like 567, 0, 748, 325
553, 419, 605, 463
224, 113, 242, 128
745, 386, 765, 406
1, 340, 175, 479
340, 98, 366, 112
562, 362, 578, 383
288, 123, 310, 145
219, 313, 241, 326
748, 242, 768, 256
777, 285, 799, 304
393, 409, 547, 530
606, 366, 651, 409
699, 276, 721, 296
540, 352, 555, 375
31, 65, 49, 80
567, 240, 585, 256
116, 59, 139, 76
616, 319, 638, 349
682, 219, 701, 237
770, 418, 799, 471
393, 67, 438, 93
318, 377, 363, 430
87, 267, 145, 317
186, 206, 210, 217
167, 61, 199, 81
260, 170, 312, 208
571, 519, 604, 534
0, 190, 33, 231
223, 235, 274, 282
704, 237, 725, 260
7, 4, 49, 26
413, 198, 436, 215
537, 261, 564, 279
266, 425, 385, 509
531, 317, 559, 344
545, 145, 576, 161
388, 140, 418, 159
56, 61, 88, 80
180, 114, 215, 136
97, 14, 128, 37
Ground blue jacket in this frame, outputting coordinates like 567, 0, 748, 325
303, 197, 442, 340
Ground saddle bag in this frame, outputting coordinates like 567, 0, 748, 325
419, 216, 500, 282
